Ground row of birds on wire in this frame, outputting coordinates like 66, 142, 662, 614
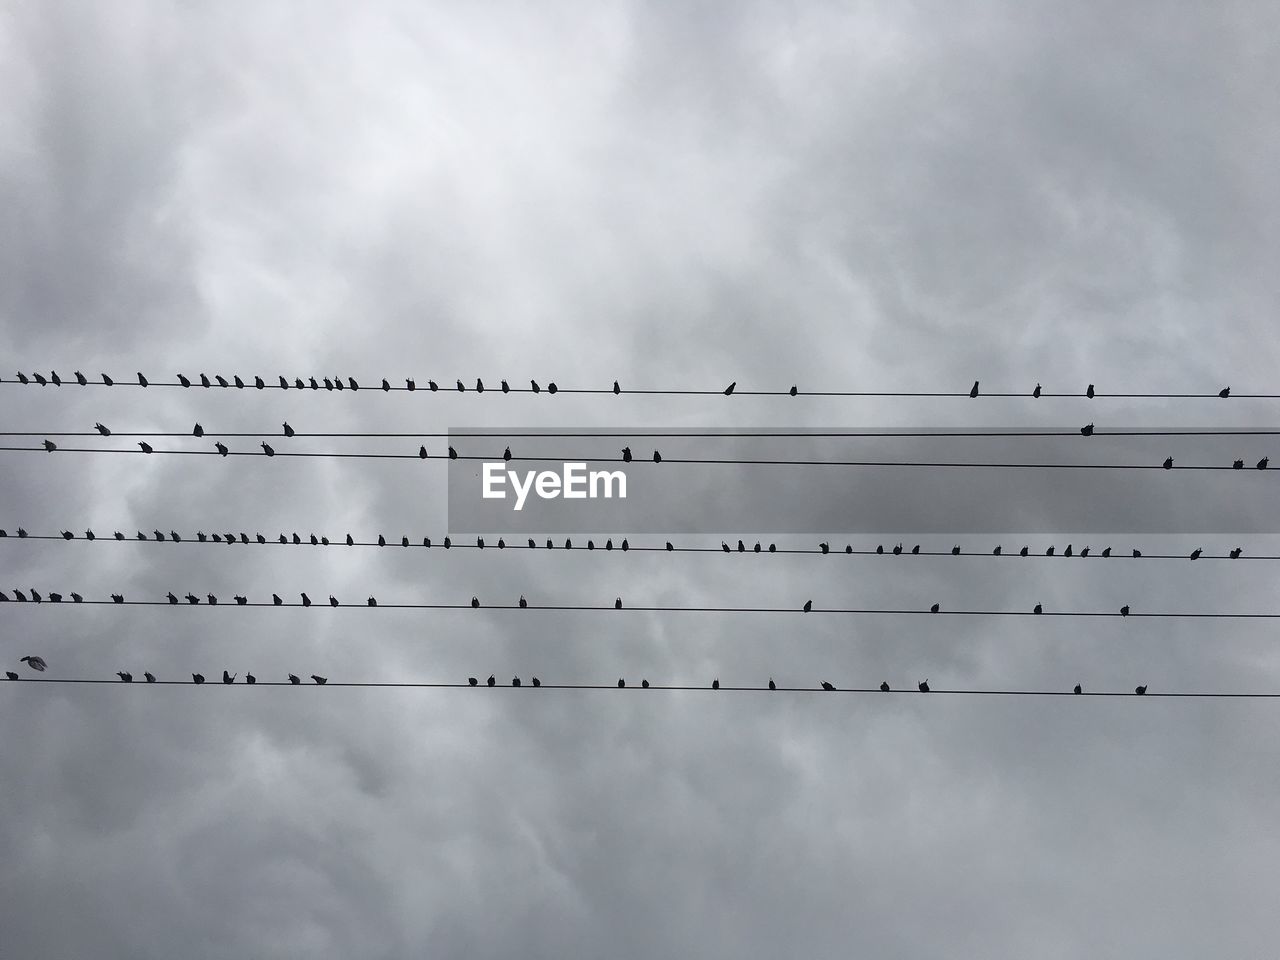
3, 658, 1152, 695
1, 371, 1257, 399
0, 527, 1257, 561
27, 435, 1276, 471
0, 588, 1227, 619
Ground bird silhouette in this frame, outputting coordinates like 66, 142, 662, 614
737, 540, 745, 552
300, 593, 311, 607
1190, 548, 1202, 560
418, 445, 428, 459
993, 545, 1003, 555
13, 589, 27, 602
476, 379, 485, 392
803, 600, 813, 612
952, 545, 961, 555
144, 672, 156, 683
519, 595, 527, 608
503, 447, 512, 461
427, 380, 438, 391
930, 603, 940, 613
512, 677, 521, 687
722, 542, 730, 553
1086, 384, 1095, 398
102, 373, 114, 386
323, 377, 333, 390
641, 679, 649, 688
30, 589, 41, 603
969, 380, 979, 398
1259, 457, 1269, 470
1233, 459, 1244, 469
50, 371, 61, 385
139, 441, 153, 454
185, 593, 199, 604
893, 543, 903, 555
790, 385, 798, 396
1033, 603, 1043, 615
653, 451, 662, 462
378, 535, 386, 546
215, 374, 231, 387
190, 672, 207, 685
1132, 549, 1142, 557
348, 377, 358, 391
1120, 605, 1130, 617
468, 677, 478, 686
1135, 685, 1147, 695
911, 545, 920, 555
448, 447, 457, 459
1219, 387, 1230, 398
70, 593, 82, 603
532, 677, 540, 687
311, 675, 327, 684
1163, 456, 1173, 470
1020, 546, 1029, 557
712, 679, 720, 689
95, 423, 110, 436
308, 378, 318, 390
768, 679, 776, 690
880, 681, 890, 692
1064, 545, 1073, 557
75, 371, 87, 385
20, 656, 47, 672
821, 681, 835, 691
1080, 423, 1094, 436
235, 595, 247, 605
1046, 546, 1055, 556
16, 372, 28, 384
530, 380, 540, 393
42, 439, 56, 452
223, 671, 235, 684
487, 675, 496, 687
261, 442, 275, 457
724, 382, 736, 395
471, 596, 480, 608
167, 592, 178, 604
288, 674, 300, 684
1230, 548, 1243, 559
618, 678, 625, 688
215, 441, 229, 457
111, 594, 124, 603
346, 534, 354, 546
245, 673, 256, 684
456, 379, 465, 392
820, 541, 829, 554
61, 530, 73, 540
1074, 684, 1082, 695
48, 593, 62, 603
622, 446, 632, 462
918, 680, 930, 692
1080, 547, 1090, 557
283, 422, 295, 438
137, 372, 149, 387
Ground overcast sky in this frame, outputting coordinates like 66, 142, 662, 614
3, 1, 1280, 957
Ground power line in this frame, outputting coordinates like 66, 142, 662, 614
3, 677, 1275, 697
4, 592, 1276, 618
7, 428, 1280, 439
1, 373, 1270, 399
2, 445, 1273, 471
1, 530, 1270, 562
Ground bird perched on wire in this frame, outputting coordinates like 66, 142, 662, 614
918, 680, 930, 692
1080, 423, 1094, 436
283, 422, 295, 437
821, 681, 835, 691
880, 681, 890, 692
95, 422, 111, 436
768, 679, 776, 690
1135, 685, 1147, 695
1219, 387, 1230, 398
42, 439, 56, 452
487, 675, 495, 687
1190, 548, 1202, 560
1259, 457, 1270, 470
192, 673, 205, 684
803, 600, 813, 612
1163, 456, 1173, 470
1033, 603, 1043, 615
222, 671, 235, 684
653, 450, 662, 463
1033, 383, 1042, 398
261, 442, 275, 457
712, 679, 720, 689
969, 380, 979, 398
641, 680, 649, 688
1086, 384, 1095, 398
519, 595, 527, 608
930, 603, 940, 613
145, 672, 156, 683
111, 593, 124, 603
622, 446, 632, 462
468, 677, 478, 686
300, 593, 311, 607
614, 597, 623, 609
139, 442, 153, 454
311, 675, 327, 685
1233, 459, 1244, 469
471, 596, 480, 608
724, 382, 736, 395
245, 673, 256, 684
288, 674, 301, 684
1074, 684, 1082, 695
1230, 548, 1243, 559
1120, 605, 1130, 617
512, 677, 521, 687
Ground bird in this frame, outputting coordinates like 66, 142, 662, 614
471, 596, 480, 608
222, 671, 235, 684
1132, 549, 1142, 557
724, 382, 736, 395
328, 595, 339, 607
346, 534, 354, 546
167, 592, 178, 604
144, 672, 155, 683
215, 442, 229, 457
1234, 459, 1244, 469
16, 372, 28, 384
1120, 605, 1130, 617
288, 674, 301, 684
1020, 546, 1029, 557
42, 439, 56, 452
283, 422, 295, 437
512, 677, 521, 687
880, 682, 890, 692
138, 372, 149, 387
76, 371, 87, 385
1086, 384, 1095, 398
666, 541, 674, 551
952, 545, 961, 555
712, 679, 720, 689
1033, 603, 1043, 615
70, 593, 82, 603
722, 542, 730, 553
378, 535, 386, 547
428, 380, 439, 391
1080, 547, 1090, 557
198, 373, 211, 388
737, 540, 745, 552
48, 593, 61, 603
1230, 548, 1243, 559
323, 377, 333, 390
14, 590, 26, 601
62, 530, 73, 539
111, 593, 124, 603
532, 677, 541, 687
768, 679, 776, 690
911, 545, 920, 555
192, 673, 205, 684
308, 377, 319, 390
139, 442, 153, 454
969, 380, 979, 398
30, 589, 41, 603
622, 446, 632, 462
821, 681, 835, 691
154, 530, 165, 541
1163, 456, 1173, 470
448, 447, 457, 459
820, 541, 829, 554
930, 603, 940, 614
653, 451, 662, 463
1219, 387, 1230, 398
20, 656, 47, 672
1135, 685, 1147, 695
311, 675, 327, 685
503, 446, 512, 461
499, 379, 510, 393
95, 423, 110, 436
261, 442, 275, 457
1102, 547, 1112, 557
618, 678, 625, 688
918, 680, 930, 692
641, 680, 649, 688
487, 675, 496, 687
803, 600, 813, 612
1046, 546, 1055, 556
477, 537, 485, 549
614, 597, 623, 609
1259, 457, 1269, 470
50, 370, 61, 385
468, 677, 478, 686
1080, 423, 1094, 436
215, 374, 229, 388
185, 593, 199, 604
348, 377, 358, 391
246, 673, 256, 684
519, 595, 527, 608
1064, 544, 1073, 557
530, 380, 540, 393
476, 379, 484, 392
300, 593, 311, 607
235, 595, 247, 605
893, 543, 903, 555
171, 530, 181, 543
1074, 684, 1082, 695
419, 445, 427, 459
102, 373, 114, 386
1190, 548, 1202, 560
456, 379, 465, 392
790, 385, 798, 396
178, 373, 191, 387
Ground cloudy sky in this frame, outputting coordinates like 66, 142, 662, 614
3, 0, 1279, 956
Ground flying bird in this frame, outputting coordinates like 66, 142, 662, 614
20, 656, 47, 672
